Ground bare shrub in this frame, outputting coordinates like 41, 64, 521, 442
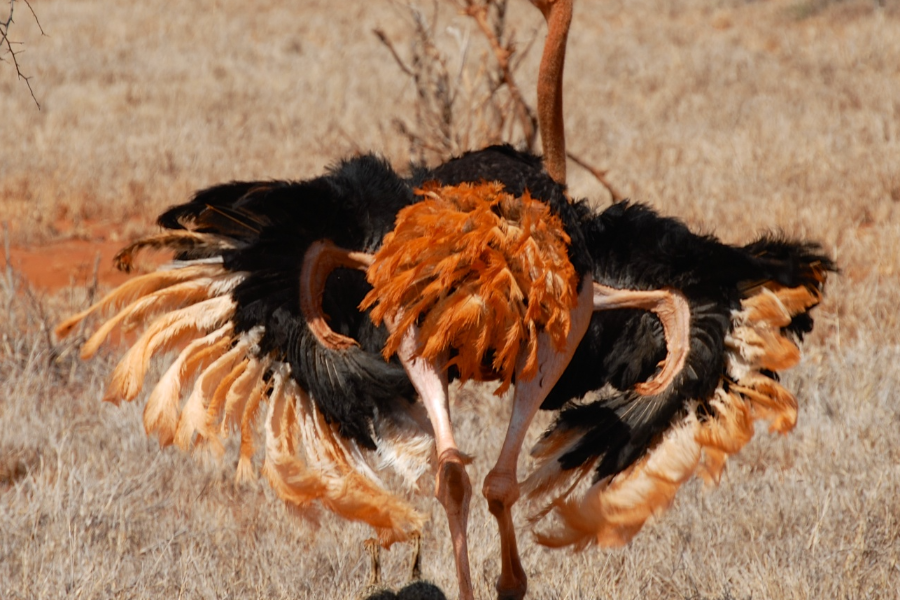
376, 0, 621, 198
375, 0, 538, 164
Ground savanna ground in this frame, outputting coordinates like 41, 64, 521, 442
2, 0, 899, 598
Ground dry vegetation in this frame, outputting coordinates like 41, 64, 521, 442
2, 0, 900, 598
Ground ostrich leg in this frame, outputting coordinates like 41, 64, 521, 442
363, 538, 385, 591
395, 324, 474, 600
481, 279, 690, 599
482, 278, 594, 600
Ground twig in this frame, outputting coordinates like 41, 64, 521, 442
1, 0, 44, 108
2, 221, 17, 326
378, 0, 537, 162
459, 0, 623, 195
22, 282, 59, 366
2, 221, 13, 293
379, 0, 624, 194
88, 252, 101, 306
566, 151, 624, 202
373, 28, 414, 77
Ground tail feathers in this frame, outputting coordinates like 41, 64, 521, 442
525, 268, 828, 549
534, 420, 701, 549
156, 181, 281, 235
235, 364, 270, 484
173, 329, 260, 451
142, 324, 234, 446
222, 356, 270, 436
372, 402, 435, 489
198, 353, 255, 456
741, 236, 835, 292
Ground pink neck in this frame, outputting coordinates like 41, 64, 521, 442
532, 0, 572, 186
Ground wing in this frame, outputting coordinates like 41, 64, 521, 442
56, 155, 434, 546
525, 201, 835, 549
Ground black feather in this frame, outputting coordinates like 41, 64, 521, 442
542, 201, 835, 483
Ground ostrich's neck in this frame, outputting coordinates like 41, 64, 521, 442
534, 0, 572, 186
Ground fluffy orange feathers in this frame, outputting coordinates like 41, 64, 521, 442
362, 182, 579, 394
525, 279, 823, 550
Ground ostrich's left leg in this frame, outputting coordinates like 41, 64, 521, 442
482, 278, 594, 600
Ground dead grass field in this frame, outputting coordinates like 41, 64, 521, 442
2, 0, 900, 598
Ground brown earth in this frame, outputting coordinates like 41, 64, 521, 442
1, 220, 166, 291
2, 239, 133, 290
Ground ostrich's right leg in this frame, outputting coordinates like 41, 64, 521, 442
395, 324, 474, 600
481, 278, 594, 600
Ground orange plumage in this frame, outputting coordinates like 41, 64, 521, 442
362, 181, 579, 394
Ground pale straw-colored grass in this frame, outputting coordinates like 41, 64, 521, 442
2, 0, 899, 598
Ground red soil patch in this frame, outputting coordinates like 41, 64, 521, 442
1, 239, 138, 291
2, 220, 167, 292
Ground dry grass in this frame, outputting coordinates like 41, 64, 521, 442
2, 0, 899, 598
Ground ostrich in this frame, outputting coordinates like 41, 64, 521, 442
56, 1, 833, 599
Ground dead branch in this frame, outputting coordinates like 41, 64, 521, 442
1, 0, 44, 108
566, 151, 624, 203
374, 28, 414, 77
455, 0, 537, 151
